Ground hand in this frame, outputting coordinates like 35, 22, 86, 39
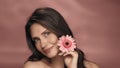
58, 51, 78, 68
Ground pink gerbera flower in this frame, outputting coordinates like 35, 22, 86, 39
57, 35, 76, 53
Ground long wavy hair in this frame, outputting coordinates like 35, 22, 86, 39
25, 7, 86, 68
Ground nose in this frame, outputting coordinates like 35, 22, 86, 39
40, 38, 48, 49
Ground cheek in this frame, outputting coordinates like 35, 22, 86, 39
48, 35, 58, 44
35, 44, 42, 52
50, 37, 58, 44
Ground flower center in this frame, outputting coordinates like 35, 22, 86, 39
65, 42, 69, 45
63, 39, 72, 48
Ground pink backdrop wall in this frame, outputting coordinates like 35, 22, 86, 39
0, 0, 120, 68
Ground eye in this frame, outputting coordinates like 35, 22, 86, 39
44, 32, 51, 37
32, 38, 40, 43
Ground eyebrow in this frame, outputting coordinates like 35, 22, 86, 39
41, 29, 49, 35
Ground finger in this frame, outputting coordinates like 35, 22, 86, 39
68, 51, 78, 58
62, 51, 77, 56
63, 52, 70, 56
58, 52, 64, 56
68, 51, 79, 62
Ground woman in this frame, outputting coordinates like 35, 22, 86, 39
24, 7, 99, 68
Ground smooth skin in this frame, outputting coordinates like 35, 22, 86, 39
24, 23, 99, 68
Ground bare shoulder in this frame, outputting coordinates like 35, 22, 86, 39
24, 61, 45, 68
84, 60, 100, 68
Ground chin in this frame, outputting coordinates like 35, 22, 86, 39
46, 51, 59, 58
49, 53, 58, 58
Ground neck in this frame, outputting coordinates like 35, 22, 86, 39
48, 55, 64, 68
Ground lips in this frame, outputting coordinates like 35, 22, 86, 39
43, 46, 53, 53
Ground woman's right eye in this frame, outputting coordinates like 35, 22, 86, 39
32, 38, 40, 43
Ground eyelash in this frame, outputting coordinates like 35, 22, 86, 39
44, 32, 51, 37
33, 38, 40, 43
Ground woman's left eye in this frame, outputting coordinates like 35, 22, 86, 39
44, 32, 51, 37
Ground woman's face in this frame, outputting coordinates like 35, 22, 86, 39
30, 23, 59, 58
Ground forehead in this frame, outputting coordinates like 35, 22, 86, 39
30, 23, 46, 35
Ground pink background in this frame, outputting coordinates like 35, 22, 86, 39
0, 0, 120, 68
